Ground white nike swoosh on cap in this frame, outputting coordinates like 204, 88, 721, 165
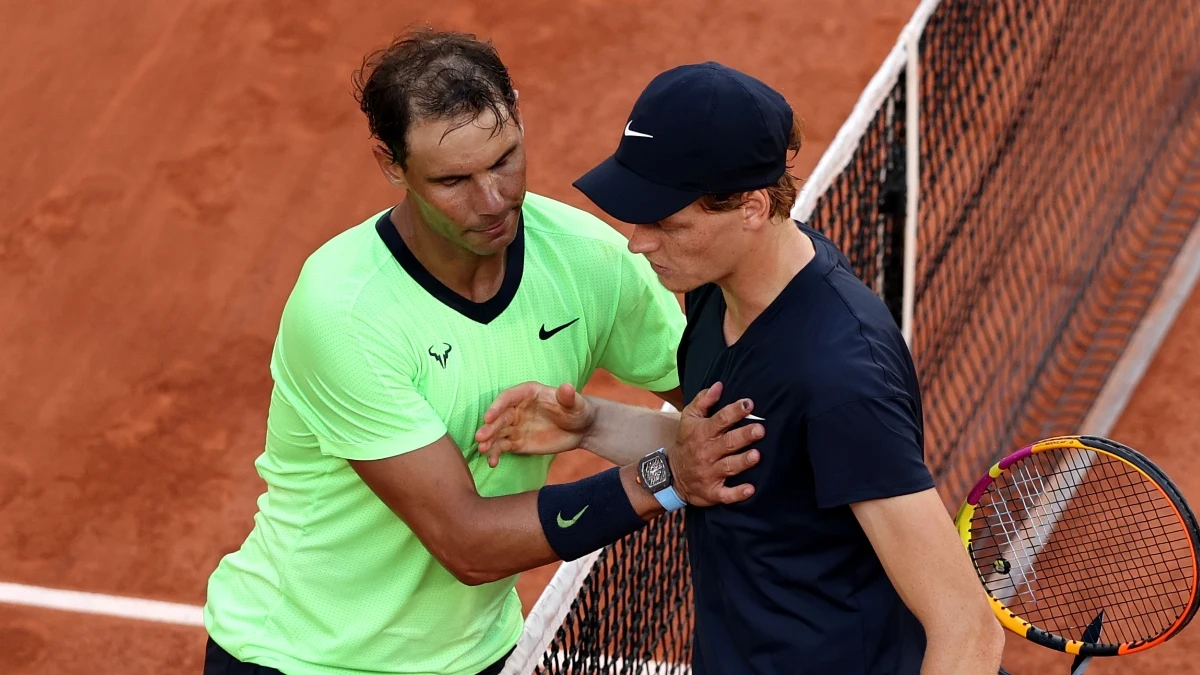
624, 121, 654, 138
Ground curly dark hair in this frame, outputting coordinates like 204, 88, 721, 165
352, 27, 518, 169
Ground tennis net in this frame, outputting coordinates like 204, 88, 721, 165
505, 0, 1200, 672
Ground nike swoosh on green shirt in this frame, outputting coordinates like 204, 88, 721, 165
556, 505, 589, 528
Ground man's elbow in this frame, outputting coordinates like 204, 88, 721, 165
933, 600, 1004, 659
444, 555, 506, 587
968, 609, 1004, 650
435, 540, 509, 587
979, 609, 1006, 658
455, 568, 506, 587
973, 615, 1006, 671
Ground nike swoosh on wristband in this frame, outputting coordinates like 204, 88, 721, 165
557, 505, 589, 528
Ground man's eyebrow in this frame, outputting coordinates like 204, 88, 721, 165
426, 145, 518, 183
491, 145, 517, 166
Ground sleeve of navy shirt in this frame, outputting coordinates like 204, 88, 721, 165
806, 393, 936, 508
800, 234, 936, 509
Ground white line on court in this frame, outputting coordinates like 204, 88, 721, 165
0, 582, 205, 626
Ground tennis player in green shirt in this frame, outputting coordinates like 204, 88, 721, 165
201, 28, 763, 675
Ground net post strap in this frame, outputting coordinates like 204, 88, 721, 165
901, 24, 921, 346
790, 0, 941, 223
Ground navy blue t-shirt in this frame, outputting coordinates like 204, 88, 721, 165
678, 223, 936, 675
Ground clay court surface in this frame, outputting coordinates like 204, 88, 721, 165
1, 1, 1196, 673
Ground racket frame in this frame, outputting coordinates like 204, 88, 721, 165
953, 435, 1200, 656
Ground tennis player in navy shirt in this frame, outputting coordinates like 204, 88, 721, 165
477, 62, 1004, 674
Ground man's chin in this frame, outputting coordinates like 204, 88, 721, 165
657, 274, 704, 295
468, 222, 517, 255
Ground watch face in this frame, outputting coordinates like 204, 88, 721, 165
642, 454, 670, 490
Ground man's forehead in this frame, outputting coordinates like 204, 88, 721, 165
408, 114, 518, 167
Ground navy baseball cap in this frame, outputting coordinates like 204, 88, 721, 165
573, 61, 793, 224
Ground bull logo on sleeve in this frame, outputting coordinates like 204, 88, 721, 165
428, 342, 452, 369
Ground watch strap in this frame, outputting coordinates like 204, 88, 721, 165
653, 484, 687, 511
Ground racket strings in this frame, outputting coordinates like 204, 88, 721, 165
969, 447, 1195, 645
986, 460, 1051, 604
1025, 468, 1193, 641
993, 451, 1190, 634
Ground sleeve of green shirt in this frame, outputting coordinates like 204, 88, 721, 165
596, 247, 686, 392
272, 298, 448, 461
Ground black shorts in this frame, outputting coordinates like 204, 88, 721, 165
204, 637, 513, 675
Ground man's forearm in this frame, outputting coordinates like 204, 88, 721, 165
579, 396, 680, 465
454, 464, 663, 584
451, 490, 555, 584
919, 621, 1004, 675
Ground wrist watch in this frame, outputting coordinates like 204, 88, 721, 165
637, 448, 686, 511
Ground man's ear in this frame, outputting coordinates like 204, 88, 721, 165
742, 189, 771, 228
372, 145, 407, 190
512, 89, 524, 131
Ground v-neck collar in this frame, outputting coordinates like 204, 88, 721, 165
720, 225, 833, 349
375, 209, 525, 325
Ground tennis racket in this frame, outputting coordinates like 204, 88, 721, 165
954, 435, 1200, 661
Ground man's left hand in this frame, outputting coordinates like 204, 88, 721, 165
668, 382, 764, 507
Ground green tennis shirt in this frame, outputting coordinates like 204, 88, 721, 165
203, 191, 685, 675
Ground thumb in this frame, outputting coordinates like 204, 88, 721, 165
555, 382, 578, 410
686, 381, 723, 417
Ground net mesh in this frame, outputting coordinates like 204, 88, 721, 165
915, 0, 1200, 505
514, 0, 1200, 671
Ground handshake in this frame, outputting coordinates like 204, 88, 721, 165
473, 380, 765, 508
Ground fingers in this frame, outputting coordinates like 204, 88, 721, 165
475, 407, 517, 443
474, 423, 493, 443
486, 439, 507, 468
483, 382, 539, 423
714, 482, 755, 505
721, 421, 764, 453
483, 430, 518, 468
709, 397, 755, 437
478, 411, 518, 467
718, 449, 760, 477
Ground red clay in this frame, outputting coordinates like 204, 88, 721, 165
0, 606, 204, 674
0, 1, 1193, 674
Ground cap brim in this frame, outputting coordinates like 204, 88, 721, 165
572, 155, 702, 225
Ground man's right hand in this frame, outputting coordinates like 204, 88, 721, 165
475, 382, 596, 467
668, 381, 764, 507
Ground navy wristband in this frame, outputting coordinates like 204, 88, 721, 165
537, 467, 648, 562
